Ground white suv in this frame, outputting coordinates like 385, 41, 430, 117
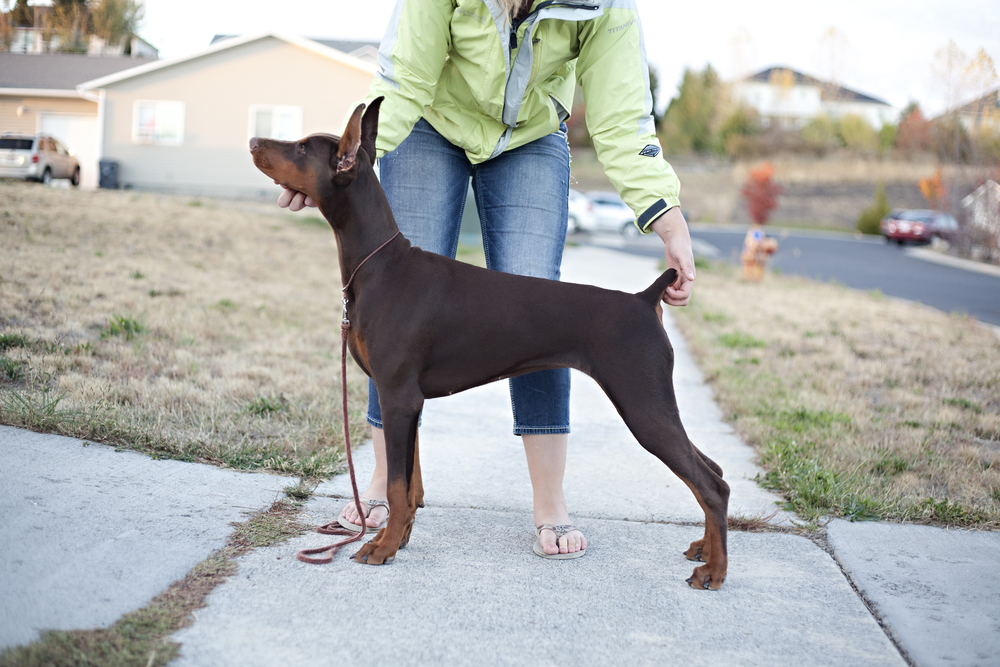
0, 133, 81, 186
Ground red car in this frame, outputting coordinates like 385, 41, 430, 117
880, 209, 958, 245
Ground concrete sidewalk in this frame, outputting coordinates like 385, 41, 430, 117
2, 245, 998, 666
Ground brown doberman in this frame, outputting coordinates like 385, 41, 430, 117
249, 98, 730, 590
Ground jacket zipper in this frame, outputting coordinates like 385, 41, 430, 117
509, 1, 600, 49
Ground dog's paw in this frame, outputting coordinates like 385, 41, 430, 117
684, 539, 707, 562
686, 564, 726, 591
354, 539, 397, 565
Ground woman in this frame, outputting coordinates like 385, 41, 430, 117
280, 0, 696, 558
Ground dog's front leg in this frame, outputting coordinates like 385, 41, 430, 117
355, 395, 422, 565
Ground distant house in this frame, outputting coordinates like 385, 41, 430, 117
732, 66, 897, 130
0, 52, 158, 188
962, 180, 1000, 242
78, 32, 378, 198
940, 88, 1000, 133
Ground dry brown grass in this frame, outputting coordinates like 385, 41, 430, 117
674, 261, 1000, 527
0, 180, 373, 476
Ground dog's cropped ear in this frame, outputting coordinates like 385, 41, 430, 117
334, 103, 365, 182
361, 97, 383, 162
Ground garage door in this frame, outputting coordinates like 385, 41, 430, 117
39, 113, 99, 189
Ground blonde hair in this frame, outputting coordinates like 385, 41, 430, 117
498, 0, 530, 19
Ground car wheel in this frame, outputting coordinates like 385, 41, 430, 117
41, 168, 52, 186
567, 215, 579, 234
70, 167, 81, 187
621, 222, 640, 238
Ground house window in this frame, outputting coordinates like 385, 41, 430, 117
133, 101, 185, 145
250, 105, 303, 141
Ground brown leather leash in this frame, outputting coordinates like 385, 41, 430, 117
297, 231, 401, 565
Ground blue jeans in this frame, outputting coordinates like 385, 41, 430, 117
367, 118, 571, 435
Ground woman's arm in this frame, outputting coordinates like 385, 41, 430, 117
576, 2, 694, 305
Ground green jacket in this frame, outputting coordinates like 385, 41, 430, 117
368, 0, 681, 232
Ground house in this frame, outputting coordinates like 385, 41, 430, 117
940, 88, 1000, 133
732, 66, 897, 130
962, 180, 1000, 241
78, 32, 378, 198
211, 35, 379, 69
0, 51, 158, 188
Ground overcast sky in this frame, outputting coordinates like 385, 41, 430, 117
138, 0, 1000, 117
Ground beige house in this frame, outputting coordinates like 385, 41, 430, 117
78, 33, 377, 198
0, 52, 158, 188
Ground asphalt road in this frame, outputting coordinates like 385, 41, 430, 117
586, 227, 1000, 327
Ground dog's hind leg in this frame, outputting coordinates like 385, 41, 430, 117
592, 347, 730, 590
355, 389, 424, 565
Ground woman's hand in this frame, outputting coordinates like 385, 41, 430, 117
277, 186, 316, 211
649, 207, 695, 307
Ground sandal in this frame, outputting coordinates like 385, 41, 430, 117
336, 498, 389, 533
533, 524, 586, 559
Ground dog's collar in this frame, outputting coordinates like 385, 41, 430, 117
341, 230, 401, 295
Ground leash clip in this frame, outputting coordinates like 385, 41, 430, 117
341, 295, 350, 327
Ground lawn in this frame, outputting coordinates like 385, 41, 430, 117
673, 261, 1000, 528
0, 180, 371, 478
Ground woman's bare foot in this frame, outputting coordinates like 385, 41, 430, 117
524, 433, 586, 556
340, 495, 389, 528
340, 425, 389, 528
535, 522, 587, 555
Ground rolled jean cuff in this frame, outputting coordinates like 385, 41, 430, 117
512, 425, 571, 436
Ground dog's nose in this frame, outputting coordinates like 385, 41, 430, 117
249, 137, 259, 150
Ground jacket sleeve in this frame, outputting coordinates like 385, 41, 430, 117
366, 0, 454, 156
576, 2, 681, 232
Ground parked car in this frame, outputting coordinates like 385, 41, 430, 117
567, 188, 595, 233
583, 190, 637, 236
880, 209, 958, 245
0, 132, 80, 186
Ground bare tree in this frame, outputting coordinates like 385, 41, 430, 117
817, 26, 849, 101
91, 0, 144, 51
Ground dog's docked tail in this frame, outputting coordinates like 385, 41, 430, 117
637, 268, 678, 306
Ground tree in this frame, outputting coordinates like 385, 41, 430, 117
51, 0, 89, 52
10, 0, 31, 26
648, 64, 661, 128
817, 26, 849, 101
658, 65, 721, 153
741, 162, 782, 225
896, 106, 933, 153
91, 0, 144, 49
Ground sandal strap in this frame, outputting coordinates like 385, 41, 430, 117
535, 523, 579, 539
350, 498, 389, 519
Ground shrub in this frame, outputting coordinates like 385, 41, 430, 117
800, 115, 841, 153
102, 315, 144, 341
717, 106, 760, 157
857, 182, 890, 235
878, 123, 898, 154
838, 114, 878, 153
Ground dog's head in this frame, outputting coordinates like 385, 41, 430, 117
249, 96, 382, 201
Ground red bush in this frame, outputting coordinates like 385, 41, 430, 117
741, 162, 783, 225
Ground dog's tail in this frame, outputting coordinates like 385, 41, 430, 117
637, 268, 678, 306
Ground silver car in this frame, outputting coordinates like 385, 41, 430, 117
0, 132, 81, 186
